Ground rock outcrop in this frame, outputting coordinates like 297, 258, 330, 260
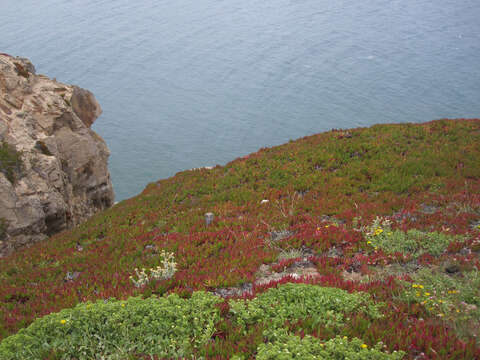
0, 54, 114, 257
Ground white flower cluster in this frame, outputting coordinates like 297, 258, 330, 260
130, 250, 177, 288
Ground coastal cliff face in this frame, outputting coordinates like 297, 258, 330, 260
0, 54, 114, 257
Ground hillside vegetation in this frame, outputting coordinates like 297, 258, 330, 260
1, 119, 479, 359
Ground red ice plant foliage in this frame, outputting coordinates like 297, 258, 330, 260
1, 119, 480, 358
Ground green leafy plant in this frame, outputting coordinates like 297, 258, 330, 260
257, 333, 405, 360
0, 292, 222, 360
229, 283, 383, 334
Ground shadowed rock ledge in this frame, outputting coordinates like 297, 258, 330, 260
0, 54, 114, 257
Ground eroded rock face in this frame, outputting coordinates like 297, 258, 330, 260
0, 54, 114, 257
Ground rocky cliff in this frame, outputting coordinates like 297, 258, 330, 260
0, 54, 114, 257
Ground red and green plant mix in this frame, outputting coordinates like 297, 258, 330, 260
0, 119, 479, 359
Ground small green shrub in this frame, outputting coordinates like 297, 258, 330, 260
257, 333, 405, 360
229, 283, 383, 333
365, 217, 462, 258
0, 141, 23, 183
0, 292, 222, 360
399, 268, 480, 343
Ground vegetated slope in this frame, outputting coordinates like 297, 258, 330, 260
1, 118, 479, 359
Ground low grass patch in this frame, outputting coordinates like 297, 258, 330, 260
364, 217, 464, 258
400, 268, 480, 345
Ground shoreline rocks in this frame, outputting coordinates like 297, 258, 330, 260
0, 54, 114, 257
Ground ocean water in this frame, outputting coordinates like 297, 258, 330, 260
1, 0, 479, 200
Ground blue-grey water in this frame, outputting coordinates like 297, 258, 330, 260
1, 0, 479, 200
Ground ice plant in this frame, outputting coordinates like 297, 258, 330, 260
1, 119, 480, 359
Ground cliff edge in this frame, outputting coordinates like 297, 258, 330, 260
0, 54, 114, 257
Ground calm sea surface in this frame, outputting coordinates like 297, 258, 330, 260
1, 0, 479, 200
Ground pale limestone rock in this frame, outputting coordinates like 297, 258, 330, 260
0, 54, 114, 256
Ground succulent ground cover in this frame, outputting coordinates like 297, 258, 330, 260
0, 118, 480, 359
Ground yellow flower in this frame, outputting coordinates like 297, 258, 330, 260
361, 344, 368, 349
416, 292, 421, 297
60, 319, 66, 324
367, 241, 372, 245
325, 225, 330, 228
121, 303, 125, 307
412, 284, 418, 288
418, 285, 424, 289
343, 336, 348, 340
425, 292, 431, 296
456, 309, 460, 313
